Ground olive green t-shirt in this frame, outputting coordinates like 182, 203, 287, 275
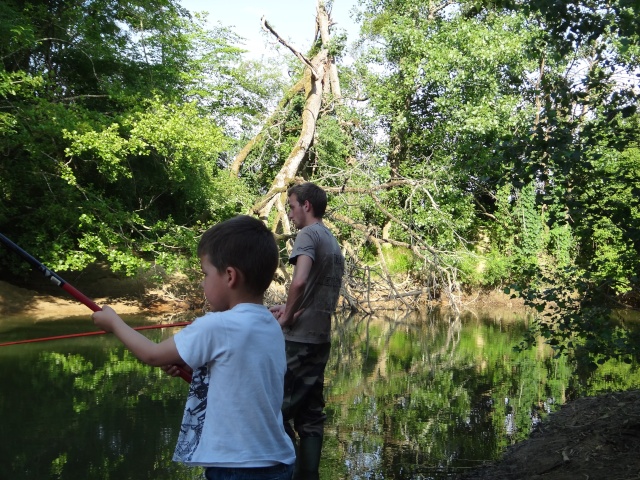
283, 222, 344, 344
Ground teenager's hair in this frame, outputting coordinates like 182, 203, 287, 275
287, 182, 327, 218
197, 215, 278, 296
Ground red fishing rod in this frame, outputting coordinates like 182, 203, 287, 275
0, 233, 192, 383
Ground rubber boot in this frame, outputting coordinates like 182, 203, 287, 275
293, 436, 323, 480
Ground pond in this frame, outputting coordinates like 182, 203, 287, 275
1, 308, 639, 479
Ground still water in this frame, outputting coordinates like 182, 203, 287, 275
1, 308, 638, 479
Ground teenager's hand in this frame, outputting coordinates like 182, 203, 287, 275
162, 363, 192, 378
269, 304, 285, 319
92, 305, 122, 333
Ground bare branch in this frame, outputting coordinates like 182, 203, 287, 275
261, 16, 319, 79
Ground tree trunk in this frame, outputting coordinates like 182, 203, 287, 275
246, 1, 340, 226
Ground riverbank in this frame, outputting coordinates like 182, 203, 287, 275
0, 270, 526, 321
458, 388, 640, 480
0, 278, 186, 320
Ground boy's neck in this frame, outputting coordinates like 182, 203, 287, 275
227, 293, 265, 310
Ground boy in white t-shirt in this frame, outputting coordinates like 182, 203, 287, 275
92, 215, 296, 480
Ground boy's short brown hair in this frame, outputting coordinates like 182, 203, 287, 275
197, 215, 278, 296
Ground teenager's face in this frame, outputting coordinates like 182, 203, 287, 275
200, 255, 229, 312
287, 193, 308, 229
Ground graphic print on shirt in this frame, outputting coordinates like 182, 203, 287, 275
173, 364, 209, 461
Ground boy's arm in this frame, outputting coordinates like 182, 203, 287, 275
279, 254, 313, 327
93, 306, 184, 367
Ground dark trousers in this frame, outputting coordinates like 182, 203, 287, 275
282, 341, 331, 439
204, 463, 294, 480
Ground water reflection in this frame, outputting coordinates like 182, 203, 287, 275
0, 309, 639, 479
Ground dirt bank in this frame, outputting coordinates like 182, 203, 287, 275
0, 279, 149, 319
458, 389, 640, 480
0, 266, 191, 320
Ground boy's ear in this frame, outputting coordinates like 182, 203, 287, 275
226, 266, 241, 288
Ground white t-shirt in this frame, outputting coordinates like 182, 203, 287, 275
172, 303, 295, 467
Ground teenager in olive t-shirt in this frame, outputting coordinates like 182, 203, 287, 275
270, 183, 344, 480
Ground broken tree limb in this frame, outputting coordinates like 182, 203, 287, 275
261, 16, 319, 79
316, 3, 342, 102
330, 211, 460, 310
250, 1, 341, 226
255, 51, 328, 220
230, 77, 306, 176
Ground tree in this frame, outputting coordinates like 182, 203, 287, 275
227, 0, 480, 311
0, 0, 280, 277
495, 0, 640, 368
328, 0, 547, 306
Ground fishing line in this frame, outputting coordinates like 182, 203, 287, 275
0, 321, 191, 347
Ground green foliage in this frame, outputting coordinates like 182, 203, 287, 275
482, 250, 513, 287
588, 217, 636, 292
508, 268, 640, 374
458, 248, 513, 289
62, 98, 228, 222
325, 30, 348, 59
354, 0, 542, 262
513, 183, 544, 269
570, 145, 640, 292
312, 115, 352, 174
548, 224, 574, 269
381, 246, 415, 275
0, 0, 277, 278
351, 0, 639, 371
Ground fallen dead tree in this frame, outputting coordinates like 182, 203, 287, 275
232, 1, 462, 314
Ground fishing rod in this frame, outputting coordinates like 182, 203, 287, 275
0, 233, 192, 383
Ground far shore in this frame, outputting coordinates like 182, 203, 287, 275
1, 278, 526, 322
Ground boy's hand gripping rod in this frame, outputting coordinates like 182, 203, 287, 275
0, 233, 192, 383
